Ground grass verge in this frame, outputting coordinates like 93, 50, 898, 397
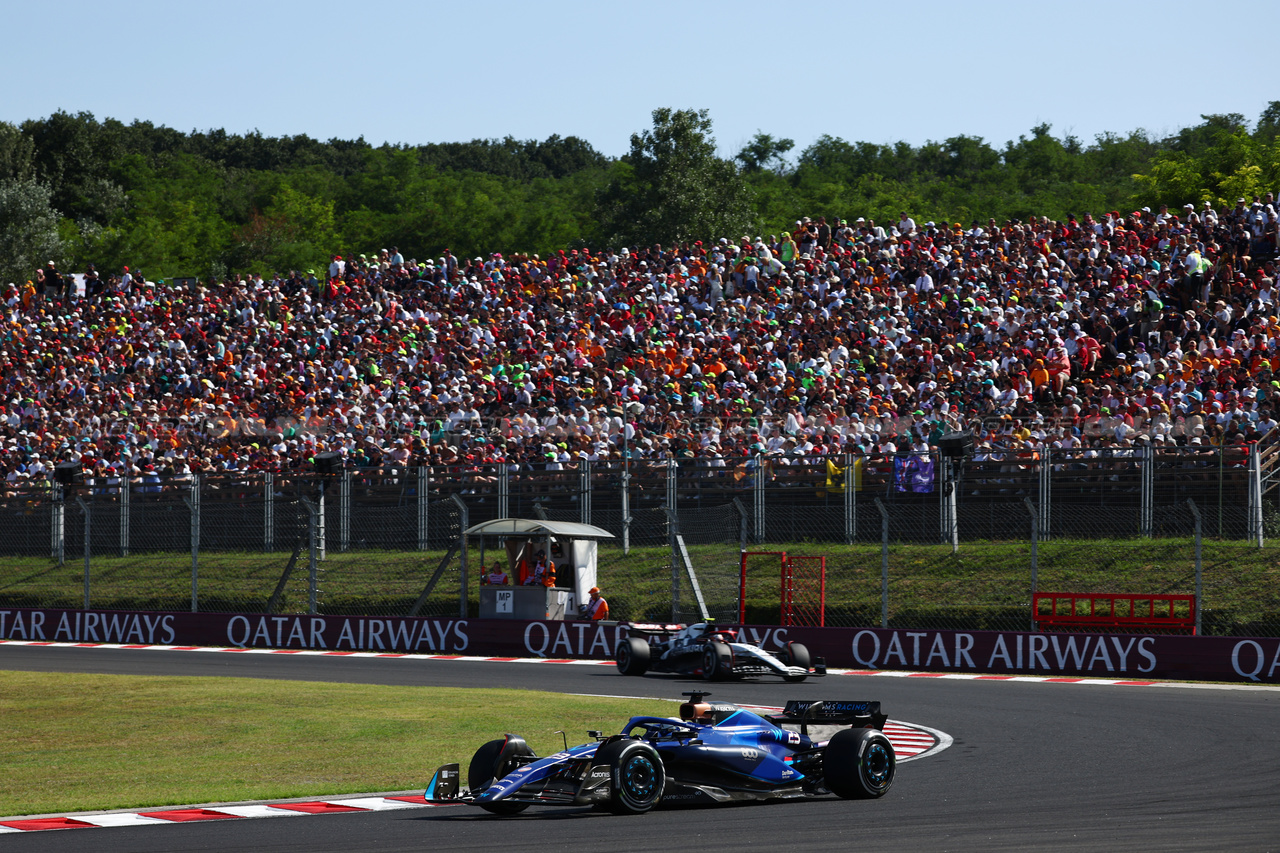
0, 671, 676, 817
3, 537, 1279, 633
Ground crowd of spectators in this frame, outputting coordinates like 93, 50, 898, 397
5, 196, 1280, 494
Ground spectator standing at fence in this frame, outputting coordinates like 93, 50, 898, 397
581, 586, 609, 621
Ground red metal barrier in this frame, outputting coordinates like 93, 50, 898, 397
739, 552, 826, 627
783, 556, 826, 628
1033, 592, 1196, 635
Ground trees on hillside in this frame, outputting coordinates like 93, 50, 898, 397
9, 106, 1280, 279
0, 178, 62, 287
599, 108, 755, 247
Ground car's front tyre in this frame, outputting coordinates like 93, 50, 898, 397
468, 735, 535, 814
616, 636, 650, 676
596, 739, 665, 814
783, 641, 810, 682
701, 640, 732, 680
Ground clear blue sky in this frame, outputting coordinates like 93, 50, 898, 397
7, 0, 1279, 161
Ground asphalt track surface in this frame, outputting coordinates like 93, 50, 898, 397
2, 644, 1278, 853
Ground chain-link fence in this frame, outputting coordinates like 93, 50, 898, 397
1, 453, 1278, 636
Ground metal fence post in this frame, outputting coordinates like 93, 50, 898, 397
498, 465, 509, 521
301, 497, 319, 615
940, 454, 957, 553
51, 483, 65, 566
1039, 447, 1052, 536
1025, 498, 1038, 630
580, 458, 591, 525
264, 472, 274, 551
450, 494, 469, 618
1188, 498, 1203, 635
665, 459, 677, 536
1217, 448, 1224, 537
874, 498, 889, 629
733, 498, 749, 552
182, 480, 200, 612
621, 460, 631, 556
76, 497, 91, 609
317, 482, 327, 562
663, 506, 709, 622
339, 469, 352, 553
844, 454, 855, 545
1140, 445, 1153, 538
1248, 446, 1264, 547
417, 466, 430, 550
753, 453, 765, 543
664, 507, 681, 622
119, 479, 130, 557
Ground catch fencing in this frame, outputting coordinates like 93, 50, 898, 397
1, 447, 1277, 636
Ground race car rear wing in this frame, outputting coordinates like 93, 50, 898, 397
622, 622, 681, 639
765, 700, 887, 732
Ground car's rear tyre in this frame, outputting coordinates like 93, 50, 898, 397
701, 640, 731, 680
783, 642, 810, 682
468, 736, 535, 814
616, 637, 650, 676
596, 739, 665, 814
823, 728, 895, 799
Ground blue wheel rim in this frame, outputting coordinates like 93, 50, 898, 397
624, 755, 656, 798
864, 743, 891, 787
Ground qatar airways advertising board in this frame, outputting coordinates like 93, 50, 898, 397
1, 608, 1277, 684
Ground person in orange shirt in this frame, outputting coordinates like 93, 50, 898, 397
581, 586, 609, 620
525, 552, 555, 587
1027, 361, 1050, 397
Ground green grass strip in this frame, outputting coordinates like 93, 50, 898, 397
0, 671, 676, 817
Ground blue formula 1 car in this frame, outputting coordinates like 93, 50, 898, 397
423, 692, 895, 815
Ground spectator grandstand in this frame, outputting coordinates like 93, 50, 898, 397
4, 198, 1280, 496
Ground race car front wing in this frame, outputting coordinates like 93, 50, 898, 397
424, 759, 615, 808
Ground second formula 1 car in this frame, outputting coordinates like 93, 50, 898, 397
615, 622, 825, 682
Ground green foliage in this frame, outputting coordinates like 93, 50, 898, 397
0, 177, 62, 286
226, 184, 338, 273
12, 106, 1280, 279
736, 131, 795, 174
0, 121, 35, 181
20, 110, 128, 224
418, 134, 608, 180
599, 108, 756, 247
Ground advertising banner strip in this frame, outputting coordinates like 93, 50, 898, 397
2, 608, 1280, 684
